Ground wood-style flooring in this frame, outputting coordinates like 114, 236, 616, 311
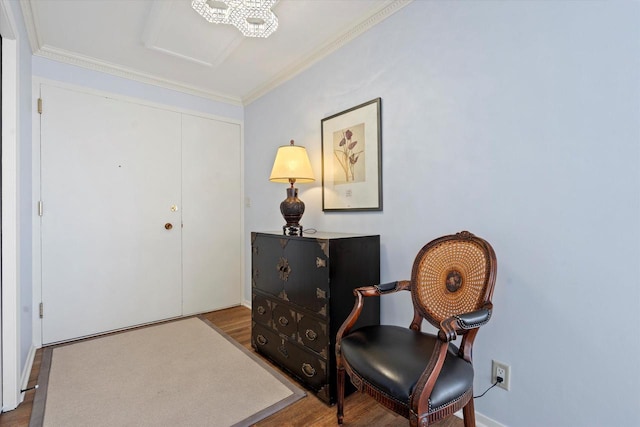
0, 306, 463, 427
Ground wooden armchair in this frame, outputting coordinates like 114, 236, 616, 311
336, 231, 497, 427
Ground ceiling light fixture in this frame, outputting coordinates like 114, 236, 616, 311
191, 0, 279, 38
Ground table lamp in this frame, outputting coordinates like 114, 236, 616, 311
269, 140, 315, 236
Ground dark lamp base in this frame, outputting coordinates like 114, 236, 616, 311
280, 187, 306, 236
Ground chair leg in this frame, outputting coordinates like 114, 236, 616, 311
462, 397, 476, 427
337, 366, 345, 424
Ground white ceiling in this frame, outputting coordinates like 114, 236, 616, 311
21, 0, 412, 105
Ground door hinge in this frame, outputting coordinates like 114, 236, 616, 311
39, 302, 44, 319
37, 98, 43, 114
38, 200, 43, 216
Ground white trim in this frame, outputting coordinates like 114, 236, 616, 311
1, 0, 21, 409
0, 0, 16, 39
455, 410, 507, 427
20, 0, 412, 106
18, 0, 40, 53
18, 345, 36, 403
476, 411, 507, 427
31, 82, 42, 351
238, 120, 246, 310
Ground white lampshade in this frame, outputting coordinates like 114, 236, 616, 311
269, 141, 315, 183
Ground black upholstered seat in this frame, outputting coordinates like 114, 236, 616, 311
340, 325, 473, 410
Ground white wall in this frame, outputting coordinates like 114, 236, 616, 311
244, 1, 640, 426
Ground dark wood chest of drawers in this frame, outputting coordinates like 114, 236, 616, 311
251, 231, 380, 404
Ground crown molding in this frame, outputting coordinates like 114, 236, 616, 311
242, 0, 413, 105
1, 0, 17, 39
33, 44, 243, 106
19, 0, 40, 52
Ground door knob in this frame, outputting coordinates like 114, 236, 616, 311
164, 223, 173, 230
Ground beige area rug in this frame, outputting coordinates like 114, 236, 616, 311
30, 317, 305, 427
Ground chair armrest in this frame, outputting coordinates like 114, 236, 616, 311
336, 280, 411, 354
455, 307, 492, 328
374, 280, 411, 294
438, 303, 493, 342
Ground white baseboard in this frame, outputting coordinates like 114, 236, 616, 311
455, 410, 506, 427
242, 299, 251, 309
19, 345, 37, 403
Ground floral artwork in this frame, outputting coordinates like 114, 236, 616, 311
321, 98, 381, 211
333, 123, 365, 184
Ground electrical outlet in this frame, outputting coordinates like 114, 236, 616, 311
492, 360, 511, 391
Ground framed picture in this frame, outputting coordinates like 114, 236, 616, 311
321, 98, 382, 211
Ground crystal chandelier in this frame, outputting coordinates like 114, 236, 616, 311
191, 0, 279, 38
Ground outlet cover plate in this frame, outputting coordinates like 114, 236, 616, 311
492, 360, 510, 391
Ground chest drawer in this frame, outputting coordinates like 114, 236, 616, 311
297, 312, 328, 356
251, 293, 272, 325
252, 291, 329, 358
252, 323, 328, 394
272, 302, 297, 338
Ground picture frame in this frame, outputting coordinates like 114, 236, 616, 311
321, 98, 382, 211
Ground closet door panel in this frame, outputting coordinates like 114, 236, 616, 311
40, 84, 182, 344
182, 115, 242, 314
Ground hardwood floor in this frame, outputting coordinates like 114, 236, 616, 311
0, 306, 463, 427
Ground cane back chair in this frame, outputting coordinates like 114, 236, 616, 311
336, 231, 497, 427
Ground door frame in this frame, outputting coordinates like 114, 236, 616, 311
31, 78, 245, 347
1, 0, 20, 411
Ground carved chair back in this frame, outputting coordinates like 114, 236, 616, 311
410, 231, 497, 331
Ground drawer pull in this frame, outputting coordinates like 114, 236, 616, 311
302, 363, 316, 378
278, 316, 289, 326
257, 306, 266, 315
256, 335, 268, 346
277, 257, 291, 281
305, 329, 318, 341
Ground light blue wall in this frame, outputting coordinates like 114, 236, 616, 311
244, 1, 640, 426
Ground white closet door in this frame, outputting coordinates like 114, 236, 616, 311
182, 114, 241, 314
40, 85, 182, 344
